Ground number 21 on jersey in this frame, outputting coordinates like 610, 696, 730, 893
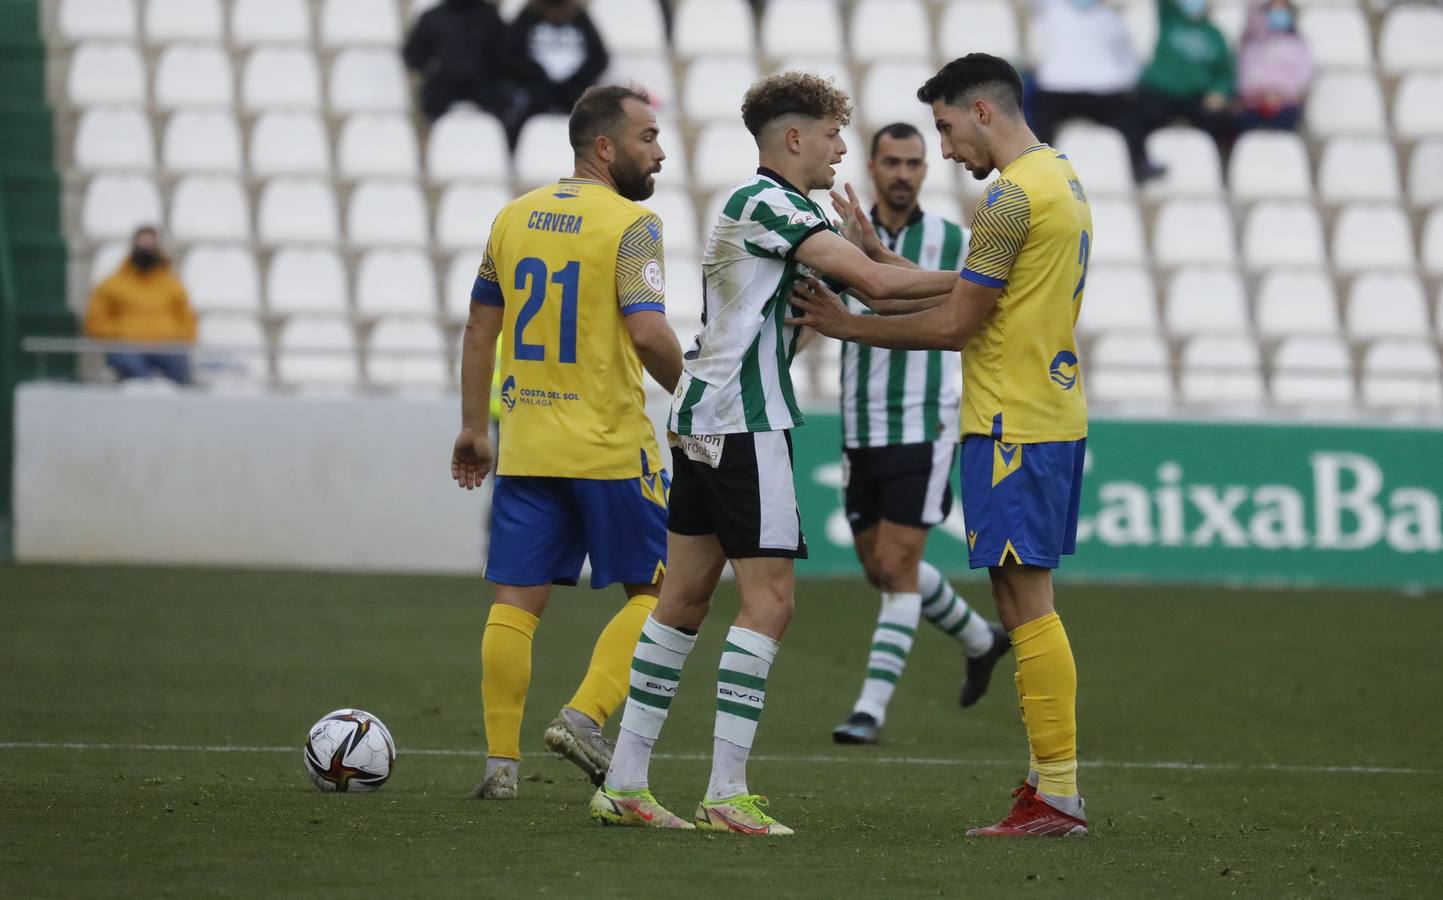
513, 256, 581, 364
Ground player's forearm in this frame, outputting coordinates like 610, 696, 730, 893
458, 324, 495, 433
872, 245, 919, 270
635, 330, 683, 394
865, 265, 961, 301
864, 292, 951, 316
833, 302, 976, 351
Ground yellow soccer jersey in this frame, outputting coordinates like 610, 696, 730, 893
958, 145, 1090, 444
473, 178, 666, 479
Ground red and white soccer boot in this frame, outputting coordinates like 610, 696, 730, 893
966, 784, 1088, 837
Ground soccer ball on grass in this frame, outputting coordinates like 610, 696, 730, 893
303, 708, 395, 792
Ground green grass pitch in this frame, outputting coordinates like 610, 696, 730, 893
2, 564, 1441, 898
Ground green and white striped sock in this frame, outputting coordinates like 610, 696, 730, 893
707, 626, 779, 801
607, 615, 695, 792
918, 561, 994, 657
853, 592, 922, 725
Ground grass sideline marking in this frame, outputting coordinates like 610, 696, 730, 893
0, 741, 1435, 777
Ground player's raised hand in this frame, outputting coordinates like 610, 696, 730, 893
786, 277, 855, 340
451, 427, 494, 490
830, 183, 882, 259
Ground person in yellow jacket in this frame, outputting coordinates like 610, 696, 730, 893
85, 226, 197, 384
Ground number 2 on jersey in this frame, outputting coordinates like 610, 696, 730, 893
513, 257, 580, 363
1073, 231, 1090, 303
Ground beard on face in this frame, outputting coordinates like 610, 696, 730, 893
610, 151, 656, 201
881, 179, 916, 211
130, 248, 162, 271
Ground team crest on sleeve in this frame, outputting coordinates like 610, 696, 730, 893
643, 259, 665, 293
788, 211, 820, 227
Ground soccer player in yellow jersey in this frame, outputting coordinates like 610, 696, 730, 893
790, 54, 1092, 837
451, 85, 684, 802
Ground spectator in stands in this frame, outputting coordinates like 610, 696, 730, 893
402, 0, 515, 125
84, 226, 196, 385
1235, 0, 1312, 133
505, 0, 610, 142
1029, 0, 1165, 182
1138, 0, 1236, 153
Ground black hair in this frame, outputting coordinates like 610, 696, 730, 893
870, 122, 924, 159
568, 84, 652, 154
916, 53, 1024, 116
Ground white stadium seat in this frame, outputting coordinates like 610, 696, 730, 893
1087, 333, 1174, 404
162, 110, 242, 174
153, 44, 233, 108
347, 181, 429, 246
1153, 201, 1236, 267
231, 0, 312, 44
1298, 7, 1372, 68
1318, 137, 1402, 205
1345, 273, 1429, 340
444, 254, 482, 321
242, 46, 323, 110
694, 124, 759, 191
256, 177, 340, 244
761, 0, 844, 60
513, 115, 575, 187
939, 1, 1020, 61
1407, 141, 1443, 208
1361, 340, 1442, 408
591, 0, 669, 54
1056, 123, 1133, 197
367, 319, 450, 389
1243, 202, 1326, 268
604, 55, 677, 114
277, 317, 361, 387
1075, 266, 1158, 336
81, 174, 162, 240
337, 114, 420, 179
68, 43, 146, 106
851, 0, 930, 63
860, 62, 933, 131
654, 115, 690, 182
1272, 337, 1354, 407
1423, 209, 1443, 276
250, 112, 331, 176
169, 176, 250, 242
144, 0, 222, 43
642, 189, 700, 255
89, 242, 128, 286
684, 56, 760, 123
319, 0, 400, 47
1394, 74, 1443, 140
1143, 128, 1223, 199
434, 183, 510, 251
181, 245, 260, 313
673, 0, 753, 58
1255, 270, 1340, 338
1378, 5, 1443, 75
355, 249, 439, 317
1164, 268, 1249, 336
1307, 73, 1386, 137
1180, 335, 1265, 406
1087, 199, 1147, 265
74, 108, 153, 170
197, 313, 268, 382
59, 0, 136, 41
1229, 131, 1311, 201
1120, 1, 1158, 66
267, 247, 348, 315
666, 253, 705, 327
1332, 205, 1415, 273
427, 110, 510, 183
330, 49, 409, 113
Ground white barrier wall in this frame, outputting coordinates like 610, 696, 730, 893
14, 384, 488, 573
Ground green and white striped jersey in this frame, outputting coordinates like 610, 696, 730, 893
670, 168, 838, 436
840, 209, 969, 449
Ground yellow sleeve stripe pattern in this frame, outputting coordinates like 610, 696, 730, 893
616, 212, 667, 314
960, 179, 1030, 288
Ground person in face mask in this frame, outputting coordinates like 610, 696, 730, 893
1137, 0, 1237, 156
1030, 0, 1165, 183
84, 226, 196, 385
1235, 0, 1312, 133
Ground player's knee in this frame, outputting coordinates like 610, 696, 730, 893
872, 546, 918, 593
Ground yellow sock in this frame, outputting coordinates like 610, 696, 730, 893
481, 603, 539, 760
1010, 612, 1078, 797
567, 594, 658, 726
1015, 669, 1041, 778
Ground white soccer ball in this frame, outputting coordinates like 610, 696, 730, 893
303, 708, 395, 792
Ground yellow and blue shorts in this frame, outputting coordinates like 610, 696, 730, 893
959, 435, 1086, 570
485, 466, 669, 589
